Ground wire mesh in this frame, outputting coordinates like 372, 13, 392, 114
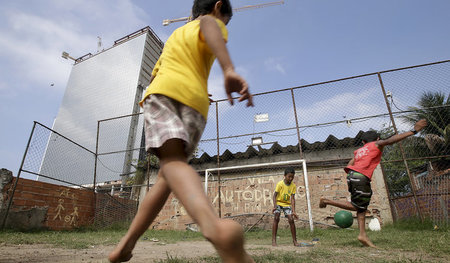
15, 60, 446, 230
25, 122, 96, 186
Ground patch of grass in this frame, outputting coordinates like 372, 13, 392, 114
0, 228, 204, 249
0, 228, 126, 249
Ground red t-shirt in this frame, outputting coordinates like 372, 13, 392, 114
344, 141, 382, 180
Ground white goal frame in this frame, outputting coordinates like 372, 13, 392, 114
204, 159, 314, 231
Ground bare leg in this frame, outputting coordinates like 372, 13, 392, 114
272, 213, 280, 246
319, 197, 357, 211
287, 215, 299, 246
356, 211, 376, 248
158, 139, 254, 263
319, 197, 376, 248
108, 171, 171, 263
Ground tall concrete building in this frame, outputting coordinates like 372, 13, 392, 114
39, 27, 163, 186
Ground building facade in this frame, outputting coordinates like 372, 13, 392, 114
39, 27, 163, 186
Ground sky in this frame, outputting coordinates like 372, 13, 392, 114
1, 0, 450, 176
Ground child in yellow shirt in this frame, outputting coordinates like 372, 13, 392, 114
272, 167, 299, 247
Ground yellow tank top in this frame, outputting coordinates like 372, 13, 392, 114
139, 16, 228, 119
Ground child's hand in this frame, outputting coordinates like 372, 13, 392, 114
414, 119, 427, 132
292, 213, 299, 220
224, 69, 253, 107
272, 207, 277, 213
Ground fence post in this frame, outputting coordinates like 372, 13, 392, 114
290, 88, 304, 159
1, 121, 37, 229
290, 88, 314, 230
377, 72, 424, 221
94, 121, 99, 192
215, 101, 221, 218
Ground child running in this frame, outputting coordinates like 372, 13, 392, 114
320, 119, 427, 248
108, 1, 254, 262
272, 167, 300, 247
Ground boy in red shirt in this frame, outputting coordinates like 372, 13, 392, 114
320, 119, 427, 247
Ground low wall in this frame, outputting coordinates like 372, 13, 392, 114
0, 170, 138, 230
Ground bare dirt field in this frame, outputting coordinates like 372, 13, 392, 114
0, 241, 312, 263
1, 239, 447, 263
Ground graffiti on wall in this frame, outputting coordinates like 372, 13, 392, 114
52, 188, 79, 226
207, 176, 309, 213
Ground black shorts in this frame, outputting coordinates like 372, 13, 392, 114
347, 170, 372, 212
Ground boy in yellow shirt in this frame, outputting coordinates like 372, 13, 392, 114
272, 167, 299, 246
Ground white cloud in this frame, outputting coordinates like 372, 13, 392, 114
264, 57, 286, 75
0, 0, 148, 91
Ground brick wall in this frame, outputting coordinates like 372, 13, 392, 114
2, 177, 95, 230
0, 176, 143, 230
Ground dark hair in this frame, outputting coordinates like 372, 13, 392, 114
192, 0, 233, 20
361, 131, 379, 143
284, 167, 295, 176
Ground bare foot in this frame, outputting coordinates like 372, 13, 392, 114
319, 197, 327, 208
208, 219, 254, 263
108, 238, 135, 263
358, 235, 377, 248
272, 241, 277, 247
293, 241, 299, 247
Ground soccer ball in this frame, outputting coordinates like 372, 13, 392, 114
334, 210, 353, 228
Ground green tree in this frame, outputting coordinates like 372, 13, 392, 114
403, 91, 450, 154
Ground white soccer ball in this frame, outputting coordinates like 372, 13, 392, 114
368, 218, 381, 231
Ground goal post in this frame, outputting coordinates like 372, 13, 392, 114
204, 159, 314, 231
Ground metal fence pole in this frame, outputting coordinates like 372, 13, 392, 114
290, 88, 304, 159
215, 101, 221, 218
377, 72, 424, 221
1, 121, 37, 229
290, 88, 314, 230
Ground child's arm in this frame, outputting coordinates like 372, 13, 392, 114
272, 192, 278, 213
291, 194, 298, 219
199, 16, 253, 107
376, 119, 427, 150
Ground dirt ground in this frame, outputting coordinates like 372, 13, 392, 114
0, 241, 312, 263
1, 240, 446, 262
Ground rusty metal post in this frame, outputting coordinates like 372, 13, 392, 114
377, 73, 423, 221
215, 101, 221, 218
290, 88, 304, 159
291, 88, 313, 228
92, 120, 100, 225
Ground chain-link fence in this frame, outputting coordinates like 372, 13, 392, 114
1, 122, 96, 229
193, 60, 447, 227
5, 60, 448, 230
93, 60, 448, 228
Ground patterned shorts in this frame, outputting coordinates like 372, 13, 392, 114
143, 94, 206, 159
347, 170, 372, 212
273, 205, 293, 217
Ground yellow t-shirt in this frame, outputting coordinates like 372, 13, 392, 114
139, 16, 228, 120
275, 180, 296, 207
